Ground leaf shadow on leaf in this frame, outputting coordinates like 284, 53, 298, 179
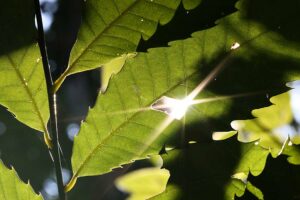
240, 0, 300, 44
150, 0, 300, 195
138, 0, 239, 52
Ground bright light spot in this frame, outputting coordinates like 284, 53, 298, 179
231, 121, 245, 130
66, 123, 80, 141
34, 0, 58, 31
0, 121, 7, 136
288, 81, 300, 124
212, 131, 237, 141
41, 12, 53, 31
288, 141, 293, 146
43, 178, 58, 198
231, 42, 240, 50
254, 141, 259, 145
231, 172, 248, 184
151, 96, 193, 120
188, 141, 197, 144
273, 125, 296, 143
165, 147, 174, 151
62, 168, 71, 185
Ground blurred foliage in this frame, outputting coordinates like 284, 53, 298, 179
115, 168, 170, 200
228, 91, 300, 157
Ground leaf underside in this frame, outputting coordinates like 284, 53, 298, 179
0, 0, 49, 134
71, 0, 300, 181
54, 0, 190, 90
0, 161, 43, 200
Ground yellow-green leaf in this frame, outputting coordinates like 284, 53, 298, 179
230, 91, 300, 157
0, 0, 50, 144
0, 161, 43, 200
54, 0, 183, 91
70, 0, 300, 188
116, 168, 170, 200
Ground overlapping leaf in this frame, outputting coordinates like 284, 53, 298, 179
151, 139, 268, 200
220, 90, 300, 158
69, 0, 300, 188
115, 168, 170, 200
0, 1, 49, 139
0, 161, 43, 200
54, 0, 190, 91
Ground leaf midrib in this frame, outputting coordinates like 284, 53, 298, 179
7, 55, 48, 134
73, 70, 200, 178
64, 0, 141, 76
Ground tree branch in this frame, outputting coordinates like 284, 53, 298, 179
33, 0, 66, 199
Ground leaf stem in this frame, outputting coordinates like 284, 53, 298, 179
33, 0, 66, 199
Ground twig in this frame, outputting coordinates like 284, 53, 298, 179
33, 0, 66, 199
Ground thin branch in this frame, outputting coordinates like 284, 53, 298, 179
33, 0, 66, 199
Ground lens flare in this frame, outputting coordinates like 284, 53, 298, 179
151, 96, 193, 120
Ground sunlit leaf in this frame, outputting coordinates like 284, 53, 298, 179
69, 0, 300, 189
246, 181, 264, 200
0, 161, 43, 200
150, 184, 181, 200
283, 144, 300, 165
54, 0, 185, 91
228, 90, 300, 157
101, 52, 137, 92
115, 168, 170, 200
0, 0, 50, 144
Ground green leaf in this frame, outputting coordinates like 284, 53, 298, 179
150, 184, 181, 200
246, 181, 264, 200
115, 168, 170, 200
152, 138, 269, 200
283, 144, 300, 165
0, 0, 50, 145
69, 0, 300, 187
182, 0, 202, 10
0, 161, 43, 200
228, 91, 300, 157
54, 0, 183, 91
101, 52, 137, 92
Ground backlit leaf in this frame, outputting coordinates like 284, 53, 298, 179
0, 0, 50, 144
54, 0, 184, 91
0, 161, 43, 200
116, 168, 170, 200
69, 0, 300, 189
229, 90, 300, 157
